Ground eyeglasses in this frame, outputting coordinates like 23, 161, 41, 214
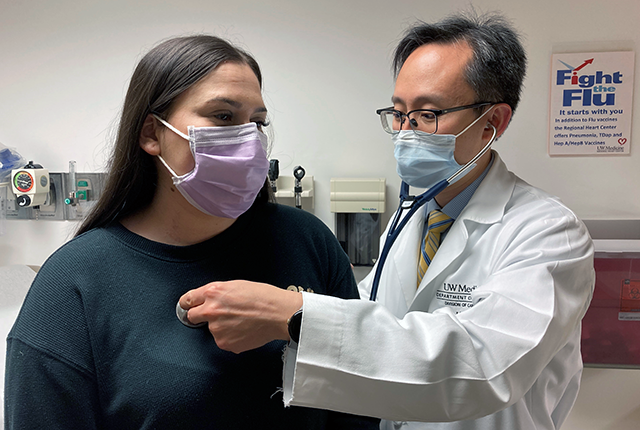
376, 102, 491, 135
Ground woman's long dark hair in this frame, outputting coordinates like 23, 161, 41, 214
76, 35, 272, 236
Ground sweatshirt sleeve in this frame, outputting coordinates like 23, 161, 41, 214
4, 256, 101, 429
5, 338, 101, 429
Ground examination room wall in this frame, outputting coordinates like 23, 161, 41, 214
0, 0, 638, 429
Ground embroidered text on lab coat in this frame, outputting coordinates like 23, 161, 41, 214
436, 283, 478, 313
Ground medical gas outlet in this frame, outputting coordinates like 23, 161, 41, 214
11, 161, 50, 208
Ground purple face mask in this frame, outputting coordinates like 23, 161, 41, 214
154, 115, 269, 219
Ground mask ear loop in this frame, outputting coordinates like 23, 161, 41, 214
152, 114, 190, 140
157, 154, 180, 178
447, 123, 497, 184
151, 114, 190, 179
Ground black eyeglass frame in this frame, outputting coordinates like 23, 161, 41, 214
376, 102, 492, 135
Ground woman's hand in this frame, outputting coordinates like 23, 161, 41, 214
179, 281, 303, 354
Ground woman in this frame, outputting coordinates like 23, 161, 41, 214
5, 35, 379, 429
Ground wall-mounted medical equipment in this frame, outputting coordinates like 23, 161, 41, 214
4, 160, 106, 222
64, 160, 79, 206
11, 161, 50, 208
330, 178, 386, 267
269, 159, 279, 193
273, 168, 314, 210
293, 166, 305, 209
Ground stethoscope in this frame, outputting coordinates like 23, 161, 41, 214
174, 125, 497, 325
368, 124, 497, 301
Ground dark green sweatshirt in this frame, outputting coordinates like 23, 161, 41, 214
5, 202, 379, 429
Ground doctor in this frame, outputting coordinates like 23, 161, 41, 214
180, 12, 595, 430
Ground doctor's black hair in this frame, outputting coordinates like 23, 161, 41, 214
392, 11, 527, 114
76, 35, 272, 236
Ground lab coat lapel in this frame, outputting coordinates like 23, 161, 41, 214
390, 204, 427, 309
454, 153, 515, 226
412, 152, 516, 306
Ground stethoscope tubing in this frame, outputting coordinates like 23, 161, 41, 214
368, 180, 446, 301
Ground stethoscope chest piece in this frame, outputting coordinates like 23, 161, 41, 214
176, 302, 207, 328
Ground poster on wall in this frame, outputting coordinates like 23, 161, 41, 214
548, 51, 635, 156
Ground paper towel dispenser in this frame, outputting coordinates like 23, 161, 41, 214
330, 178, 386, 267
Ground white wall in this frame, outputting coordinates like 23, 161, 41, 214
2, 0, 638, 267
0, 0, 639, 428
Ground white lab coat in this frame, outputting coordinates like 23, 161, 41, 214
283, 153, 595, 430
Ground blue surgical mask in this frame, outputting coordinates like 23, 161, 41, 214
392, 108, 492, 189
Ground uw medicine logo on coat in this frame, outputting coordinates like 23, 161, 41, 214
548, 51, 635, 156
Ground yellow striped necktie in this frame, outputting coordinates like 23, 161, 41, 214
417, 210, 453, 287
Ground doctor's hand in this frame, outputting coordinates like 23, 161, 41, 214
179, 281, 303, 354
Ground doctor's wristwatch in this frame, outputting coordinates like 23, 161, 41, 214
287, 308, 303, 343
